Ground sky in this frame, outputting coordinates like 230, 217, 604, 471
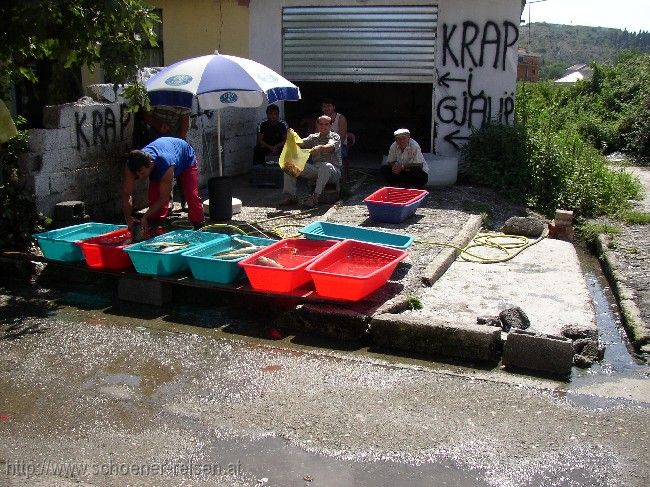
522, 0, 650, 33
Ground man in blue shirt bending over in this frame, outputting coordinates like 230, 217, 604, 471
122, 137, 205, 234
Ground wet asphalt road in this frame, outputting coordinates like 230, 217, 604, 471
1, 272, 649, 487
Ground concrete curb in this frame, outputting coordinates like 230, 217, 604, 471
596, 234, 650, 347
369, 314, 502, 362
277, 303, 370, 341
421, 214, 483, 286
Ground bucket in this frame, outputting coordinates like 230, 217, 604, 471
208, 176, 232, 221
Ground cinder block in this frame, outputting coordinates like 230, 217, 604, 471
555, 209, 574, 223
85, 83, 126, 103
28, 129, 47, 153
118, 277, 172, 306
49, 170, 80, 195
279, 304, 370, 341
548, 222, 575, 241
370, 314, 502, 362
40, 148, 82, 173
53, 201, 85, 221
503, 329, 574, 376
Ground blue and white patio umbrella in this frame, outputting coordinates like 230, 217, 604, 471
145, 52, 301, 175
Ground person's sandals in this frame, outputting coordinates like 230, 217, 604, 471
278, 193, 298, 206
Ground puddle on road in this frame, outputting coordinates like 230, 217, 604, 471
1, 270, 643, 487
201, 434, 489, 487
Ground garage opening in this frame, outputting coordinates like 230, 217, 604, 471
282, 4, 437, 163
284, 81, 433, 158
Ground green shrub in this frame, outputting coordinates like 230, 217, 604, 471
577, 222, 620, 245
618, 210, 650, 225
461, 120, 642, 218
460, 122, 530, 202
0, 118, 46, 250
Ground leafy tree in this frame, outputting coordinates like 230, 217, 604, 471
0, 0, 159, 250
0, 0, 159, 94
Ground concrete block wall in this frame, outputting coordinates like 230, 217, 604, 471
21, 84, 262, 219
187, 104, 260, 183
21, 99, 134, 219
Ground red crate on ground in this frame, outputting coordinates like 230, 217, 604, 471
305, 239, 408, 301
363, 187, 428, 223
238, 238, 337, 293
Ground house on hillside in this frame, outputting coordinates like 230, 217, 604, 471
517, 49, 542, 81
555, 63, 593, 84
25, 0, 524, 219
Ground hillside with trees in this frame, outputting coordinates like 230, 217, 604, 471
519, 22, 650, 80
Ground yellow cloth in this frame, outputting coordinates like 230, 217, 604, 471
279, 130, 310, 177
0, 100, 18, 144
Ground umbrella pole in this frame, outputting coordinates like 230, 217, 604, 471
217, 109, 223, 177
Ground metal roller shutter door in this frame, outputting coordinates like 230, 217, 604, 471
282, 5, 437, 83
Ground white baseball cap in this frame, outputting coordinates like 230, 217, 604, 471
393, 128, 410, 137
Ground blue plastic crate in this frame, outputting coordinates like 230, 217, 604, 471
363, 187, 429, 223
298, 221, 413, 249
250, 163, 283, 188
182, 235, 277, 284
33, 222, 126, 262
123, 230, 228, 276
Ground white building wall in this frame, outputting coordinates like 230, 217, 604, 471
435, 0, 520, 156
250, 0, 521, 158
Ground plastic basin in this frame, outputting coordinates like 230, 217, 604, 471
363, 187, 429, 223
305, 239, 408, 301
298, 221, 413, 249
33, 223, 126, 262
77, 227, 167, 271
123, 230, 228, 276
238, 238, 337, 293
182, 235, 277, 284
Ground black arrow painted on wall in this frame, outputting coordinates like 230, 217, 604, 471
437, 72, 467, 88
443, 129, 471, 150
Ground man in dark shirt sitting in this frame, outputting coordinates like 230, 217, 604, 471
253, 104, 288, 165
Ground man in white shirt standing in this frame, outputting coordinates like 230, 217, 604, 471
321, 98, 348, 159
381, 128, 429, 188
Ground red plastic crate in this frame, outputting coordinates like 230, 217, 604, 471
363, 187, 428, 223
238, 238, 337, 293
305, 239, 408, 301
77, 227, 165, 270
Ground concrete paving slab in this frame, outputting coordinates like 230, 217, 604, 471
400, 237, 596, 340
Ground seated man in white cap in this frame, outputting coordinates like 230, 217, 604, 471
380, 128, 429, 189
279, 115, 342, 208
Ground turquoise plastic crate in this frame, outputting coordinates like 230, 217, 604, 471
298, 221, 413, 249
123, 230, 227, 276
33, 222, 126, 262
182, 235, 277, 284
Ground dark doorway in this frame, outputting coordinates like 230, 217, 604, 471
284, 82, 433, 162
14, 60, 82, 129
